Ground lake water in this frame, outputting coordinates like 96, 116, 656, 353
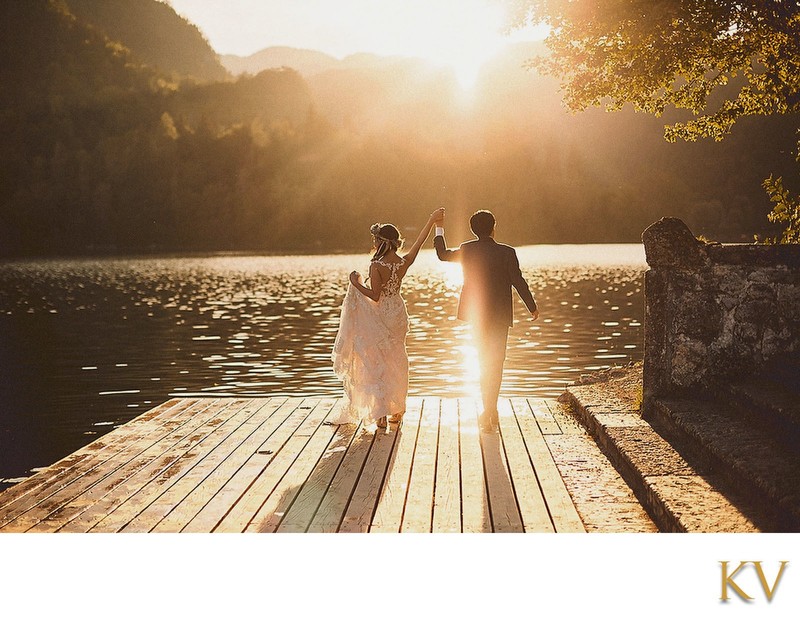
0, 245, 646, 486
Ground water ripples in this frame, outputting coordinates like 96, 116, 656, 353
0, 245, 645, 480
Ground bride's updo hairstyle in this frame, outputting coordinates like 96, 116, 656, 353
370, 223, 404, 261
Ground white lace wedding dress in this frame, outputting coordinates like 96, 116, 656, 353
331, 259, 409, 424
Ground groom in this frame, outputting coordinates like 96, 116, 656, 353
434, 209, 539, 431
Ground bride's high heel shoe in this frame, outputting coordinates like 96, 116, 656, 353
389, 413, 403, 423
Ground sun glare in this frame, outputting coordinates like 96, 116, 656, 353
456, 343, 482, 384
362, 2, 551, 93
441, 17, 550, 92
441, 45, 504, 92
390, 1, 514, 92
442, 260, 464, 289
168, 1, 549, 93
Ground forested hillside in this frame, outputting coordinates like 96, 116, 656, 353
0, 1, 324, 255
66, 0, 228, 82
1, 0, 798, 257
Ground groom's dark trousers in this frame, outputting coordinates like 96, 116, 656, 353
434, 233, 537, 416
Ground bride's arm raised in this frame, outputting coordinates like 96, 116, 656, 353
403, 208, 445, 267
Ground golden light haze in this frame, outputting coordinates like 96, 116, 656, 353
2, 0, 787, 258
166, 0, 548, 89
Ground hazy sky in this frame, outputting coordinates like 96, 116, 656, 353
165, 0, 546, 86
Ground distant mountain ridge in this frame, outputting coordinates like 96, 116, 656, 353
221, 45, 425, 77
221, 46, 339, 76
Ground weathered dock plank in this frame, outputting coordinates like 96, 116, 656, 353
433, 397, 461, 533
96, 398, 259, 533
338, 423, 399, 533
86, 398, 251, 533
246, 399, 339, 532
369, 398, 423, 533
0, 398, 199, 529
151, 397, 293, 533
479, 398, 524, 533
276, 418, 361, 533
61, 398, 278, 533
528, 398, 563, 436
9, 398, 229, 532
400, 397, 440, 533
306, 419, 376, 533
0, 396, 597, 533
180, 397, 301, 533
458, 397, 492, 533
513, 398, 585, 533
214, 399, 325, 532
499, 398, 554, 532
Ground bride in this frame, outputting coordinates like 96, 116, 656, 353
332, 208, 445, 428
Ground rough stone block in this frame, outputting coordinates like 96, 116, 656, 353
642, 217, 800, 400
593, 412, 649, 428
642, 217, 708, 269
644, 474, 760, 533
604, 426, 695, 476
671, 338, 708, 387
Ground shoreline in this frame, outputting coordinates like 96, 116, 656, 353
0, 242, 647, 264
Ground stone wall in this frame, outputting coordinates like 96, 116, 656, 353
641, 217, 800, 410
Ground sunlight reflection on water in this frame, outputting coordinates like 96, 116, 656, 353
0, 244, 645, 479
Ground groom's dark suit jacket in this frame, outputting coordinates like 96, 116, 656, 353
434, 234, 537, 328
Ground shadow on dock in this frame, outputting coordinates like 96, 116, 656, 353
0, 395, 617, 533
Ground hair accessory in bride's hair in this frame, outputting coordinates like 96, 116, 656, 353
370, 222, 403, 260
370, 223, 389, 241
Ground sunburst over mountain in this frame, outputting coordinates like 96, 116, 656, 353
1, 0, 798, 257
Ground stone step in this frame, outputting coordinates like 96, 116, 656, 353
564, 385, 766, 533
649, 396, 800, 532
719, 364, 800, 441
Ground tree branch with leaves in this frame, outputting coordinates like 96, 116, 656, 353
507, 0, 800, 242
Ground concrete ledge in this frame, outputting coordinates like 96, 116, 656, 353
724, 376, 800, 436
565, 383, 764, 532
649, 397, 800, 531
706, 242, 800, 266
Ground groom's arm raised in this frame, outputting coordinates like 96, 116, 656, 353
433, 226, 461, 262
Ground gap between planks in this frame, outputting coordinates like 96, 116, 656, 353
0, 397, 586, 534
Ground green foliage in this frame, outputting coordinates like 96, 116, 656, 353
508, 0, 800, 242
634, 386, 643, 414
760, 129, 800, 242
508, 0, 800, 140
762, 175, 800, 243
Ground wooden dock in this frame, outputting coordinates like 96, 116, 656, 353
0, 396, 587, 533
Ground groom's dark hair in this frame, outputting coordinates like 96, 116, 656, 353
470, 210, 495, 237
